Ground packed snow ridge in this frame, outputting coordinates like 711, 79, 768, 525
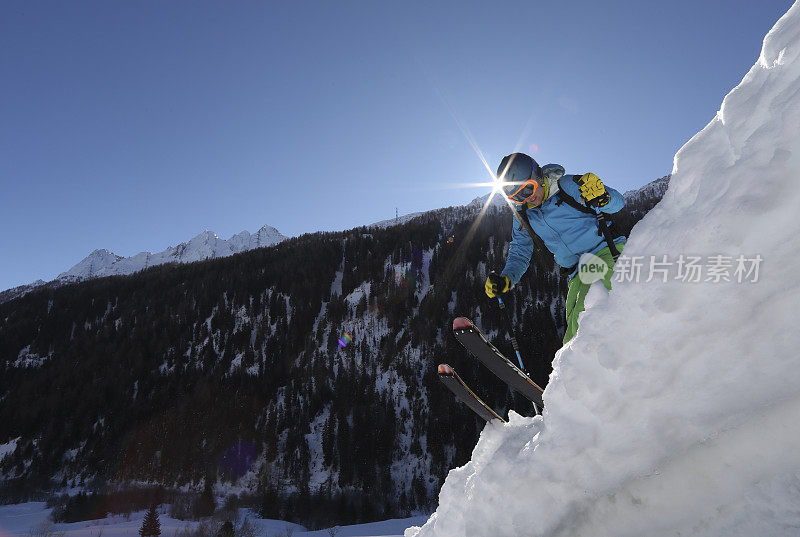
408, 3, 800, 537
58, 225, 286, 282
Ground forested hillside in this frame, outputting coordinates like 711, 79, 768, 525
0, 177, 667, 527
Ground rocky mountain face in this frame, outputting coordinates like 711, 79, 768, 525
0, 177, 667, 528
620, 175, 670, 217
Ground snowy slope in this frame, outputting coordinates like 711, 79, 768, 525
369, 210, 432, 229
57, 225, 286, 282
368, 193, 505, 229
57, 249, 123, 280
408, 4, 800, 537
621, 174, 670, 206
0, 503, 427, 537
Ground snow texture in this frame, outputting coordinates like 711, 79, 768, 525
58, 225, 285, 282
408, 4, 800, 536
0, 438, 19, 462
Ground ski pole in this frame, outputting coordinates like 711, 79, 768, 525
498, 295, 542, 415
495, 295, 526, 373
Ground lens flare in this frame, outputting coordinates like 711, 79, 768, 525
218, 439, 257, 480
420, 70, 541, 285
338, 332, 353, 348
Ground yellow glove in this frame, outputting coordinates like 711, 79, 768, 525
576, 172, 610, 207
485, 273, 511, 298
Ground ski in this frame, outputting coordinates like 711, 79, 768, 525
437, 364, 506, 423
452, 317, 544, 407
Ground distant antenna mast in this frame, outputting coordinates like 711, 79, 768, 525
395, 208, 398, 224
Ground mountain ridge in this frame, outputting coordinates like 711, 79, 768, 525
0, 177, 669, 304
0, 225, 286, 303
57, 224, 286, 282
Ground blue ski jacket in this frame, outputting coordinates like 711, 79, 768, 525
502, 172, 626, 284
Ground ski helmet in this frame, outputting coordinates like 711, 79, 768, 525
497, 153, 543, 203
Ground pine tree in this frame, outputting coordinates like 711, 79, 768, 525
216, 520, 234, 537
193, 477, 216, 518
139, 505, 160, 537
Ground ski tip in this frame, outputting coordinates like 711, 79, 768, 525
452, 317, 473, 330
437, 363, 455, 375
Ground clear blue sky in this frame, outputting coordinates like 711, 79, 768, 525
0, 0, 793, 290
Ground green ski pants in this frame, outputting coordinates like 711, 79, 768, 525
563, 242, 625, 345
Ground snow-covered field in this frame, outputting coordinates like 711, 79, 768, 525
408, 2, 800, 537
0, 503, 428, 537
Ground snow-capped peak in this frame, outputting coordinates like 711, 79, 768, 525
56, 225, 287, 283
58, 249, 123, 281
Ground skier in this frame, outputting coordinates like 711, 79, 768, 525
485, 153, 627, 344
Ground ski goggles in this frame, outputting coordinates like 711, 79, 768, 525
503, 179, 540, 204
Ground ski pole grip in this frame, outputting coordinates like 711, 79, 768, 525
488, 271, 509, 298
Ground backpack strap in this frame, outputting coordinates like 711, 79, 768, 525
554, 177, 622, 261
512, 205, 553, 269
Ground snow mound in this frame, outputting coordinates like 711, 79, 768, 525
408, 3, 800, 537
